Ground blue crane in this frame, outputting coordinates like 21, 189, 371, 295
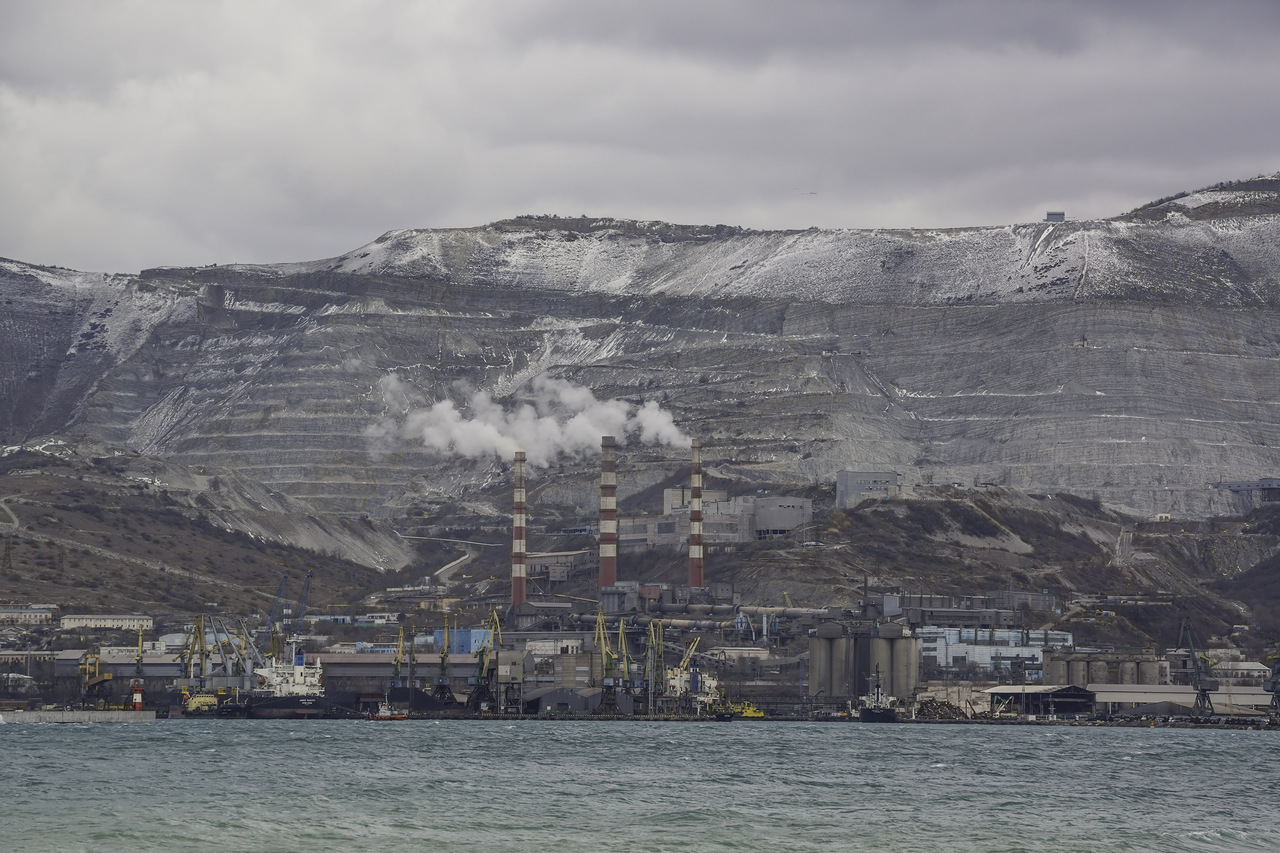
258, 573, 290, 656
292, 571, 313, 637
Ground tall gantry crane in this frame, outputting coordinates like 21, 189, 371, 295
258, 573, 290, 659
1178, 618, 1219, 717
666, 637, 703, 714
615, 620, 633, 694
391, 623, 406, 686
646, 621, 665, 714
292, 571, 313, 637
466, 609, 501, 712
405, 624, 417, 713
175, 614, 212, 685
433, 613, 454, 703
594, 612, 618, 714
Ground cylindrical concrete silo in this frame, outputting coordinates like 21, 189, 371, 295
808, 635, 831, 697
1043, 655, 1068, 686
891, 636, 918, 700
1119, 661, 1138, 685
830, 636, 851, 698
1139, 661, 1160, 685
870, 638, 894, 696
1088, 660, 1109, 684
1068, 659, 1089, 687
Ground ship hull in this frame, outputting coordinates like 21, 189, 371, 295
858, 707, 899, 723
221, 694, 363, 720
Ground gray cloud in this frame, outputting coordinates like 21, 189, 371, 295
2, 0, 1279, 273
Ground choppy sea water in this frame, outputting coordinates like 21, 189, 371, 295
2, 718, 1276, 852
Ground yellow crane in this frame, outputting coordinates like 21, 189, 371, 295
677, 636, 701, 671
615, 619, 632, 688
646, 621, 665, 714
392, 624, 406, 684
466, 608, 502, 712
593, 612, 621, 713
593, 611, 615, 685
79, 650, 112, 702
433, 612, 454, 703
667, 637, 704, 715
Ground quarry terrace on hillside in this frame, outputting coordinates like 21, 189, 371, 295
1, 174, 1279, 551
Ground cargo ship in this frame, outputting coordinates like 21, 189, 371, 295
218, 648, 361, 719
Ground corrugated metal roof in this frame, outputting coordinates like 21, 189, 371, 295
1087, 683, 1271, 708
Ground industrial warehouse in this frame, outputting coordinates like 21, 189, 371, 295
5, 436, 1279, 726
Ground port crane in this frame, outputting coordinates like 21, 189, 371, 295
391, 624, 407, 685
593, 612, 619, 714
217, 619, 258, 676
1178, 619, 1219, 717
387, 622, 420, 712
175, 614, 255, 683
79, 650, 113, 705
433, 613, 454, 703
291, 571, 313, 637
175, 614, 213, 685
615, 619, 633, 693
666, 637, 705, 714
258, 572, 290, 658
466, 609, 501, 712
645, 621, 665, 714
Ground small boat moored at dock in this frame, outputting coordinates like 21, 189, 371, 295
857, 666, 900, 723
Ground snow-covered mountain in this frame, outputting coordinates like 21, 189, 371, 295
3, 174, 1280, 534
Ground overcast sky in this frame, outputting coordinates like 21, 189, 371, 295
3, 0, 1280, 273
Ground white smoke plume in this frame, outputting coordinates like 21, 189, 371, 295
365, 374, 691, 467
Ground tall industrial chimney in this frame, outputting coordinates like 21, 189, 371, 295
511, 451, 528, 610
599, 436, 617, 589
689, 436, 704, 588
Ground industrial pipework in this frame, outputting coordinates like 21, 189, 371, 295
571, 612, 732, 633
651, 602, 832, 620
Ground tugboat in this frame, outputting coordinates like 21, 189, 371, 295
179, 689, 222, 717
709, 693, 766, 721
368, 699, 408, 721
858, 665, 899, 723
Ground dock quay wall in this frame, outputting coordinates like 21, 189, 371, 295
1, 710, 157, 723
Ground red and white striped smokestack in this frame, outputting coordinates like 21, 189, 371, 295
511, 451, 528, 610
598, 435, 617, 589
689, 436, 704, 588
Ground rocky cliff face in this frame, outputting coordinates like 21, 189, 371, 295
3, 175, 1280, 539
